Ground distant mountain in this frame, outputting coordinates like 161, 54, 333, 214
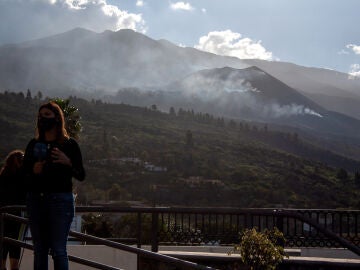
2, 28, 360, 117
0, 27, 248, 92
244, 59, 360, 119
1, 27, 360, 140
110, 66, 360, 140
166, 66, 324, 118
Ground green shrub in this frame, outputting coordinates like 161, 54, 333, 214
230, 227, 287, 270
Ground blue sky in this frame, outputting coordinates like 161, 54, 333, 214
1, 0, 359, 75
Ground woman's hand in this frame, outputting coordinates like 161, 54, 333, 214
51, 148, 72, 167
33, 161, 46, 174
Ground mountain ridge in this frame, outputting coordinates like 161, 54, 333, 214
244, 59, 360, 119
0, 27, 249, 91
1, 28, 359, 109
1, 27, 360, 142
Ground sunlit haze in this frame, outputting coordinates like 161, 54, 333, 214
0, 0, 359, 75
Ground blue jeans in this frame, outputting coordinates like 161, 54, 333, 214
27, 193, 74, 270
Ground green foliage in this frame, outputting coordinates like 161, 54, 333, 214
355, 171, 360, 187
1, 91, 360, 208
336, 168, 348, 180
82, 213, 113, 238
108, 183, 131, 201
230, 228, 287, 270
82, 212, 154, 244
51, 97, 82, 139
113, 213, 153, 243
185, 130, 193, 147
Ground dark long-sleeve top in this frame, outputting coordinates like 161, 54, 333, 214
0, 171, 27, 207
23, 137, 85, 193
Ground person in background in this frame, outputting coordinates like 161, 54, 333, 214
0, 150, 26, 270
23, 101, 85, 270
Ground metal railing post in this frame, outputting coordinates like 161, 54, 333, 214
151, 212, 159, 252
275, 210, 285, 247
275, 210, 284, 232
137, 212, 142, 248
5, 206, 360, 268
0, 212, 4, 262
245, 213, 252, 229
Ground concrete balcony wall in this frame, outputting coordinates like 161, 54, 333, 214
13, 245, 360, 270
18, 245, 137, 270
300, 248, 360, 259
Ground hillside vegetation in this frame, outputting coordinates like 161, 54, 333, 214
1, 90, 360, 209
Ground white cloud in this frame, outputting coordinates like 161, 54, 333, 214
194, 30, 273, 60
0, 0, 146, 44
170, 2, 194, 11
63, 0, 90, 10
136, 0, 144, 7
338, 49, 349, 55
201, 8, 207, 13
346, 44, 360, 55
348, 64, 360, 78
101, 4, 145, 31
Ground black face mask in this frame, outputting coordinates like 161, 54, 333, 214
38, 117, 58, 131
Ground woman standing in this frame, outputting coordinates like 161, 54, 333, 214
23, 101, 85, 270
0, 150, 26, 270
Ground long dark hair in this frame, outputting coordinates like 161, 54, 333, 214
0, 150, 24, 177
35, 101, 69, 143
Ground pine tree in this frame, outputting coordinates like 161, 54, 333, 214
26, 89, 32, 100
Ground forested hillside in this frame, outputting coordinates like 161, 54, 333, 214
1, 90, 360, 209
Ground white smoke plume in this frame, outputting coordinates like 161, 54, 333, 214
263, 103, 323, 118
176, 72, 323, 119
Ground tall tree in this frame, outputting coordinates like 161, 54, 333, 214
26, 89, 32, 100
169, 106, 176, 116
36, 91, 43, 100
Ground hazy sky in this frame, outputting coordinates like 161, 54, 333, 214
0, 0, 359, 76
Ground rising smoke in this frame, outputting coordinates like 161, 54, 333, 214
171, 67, 324, 119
